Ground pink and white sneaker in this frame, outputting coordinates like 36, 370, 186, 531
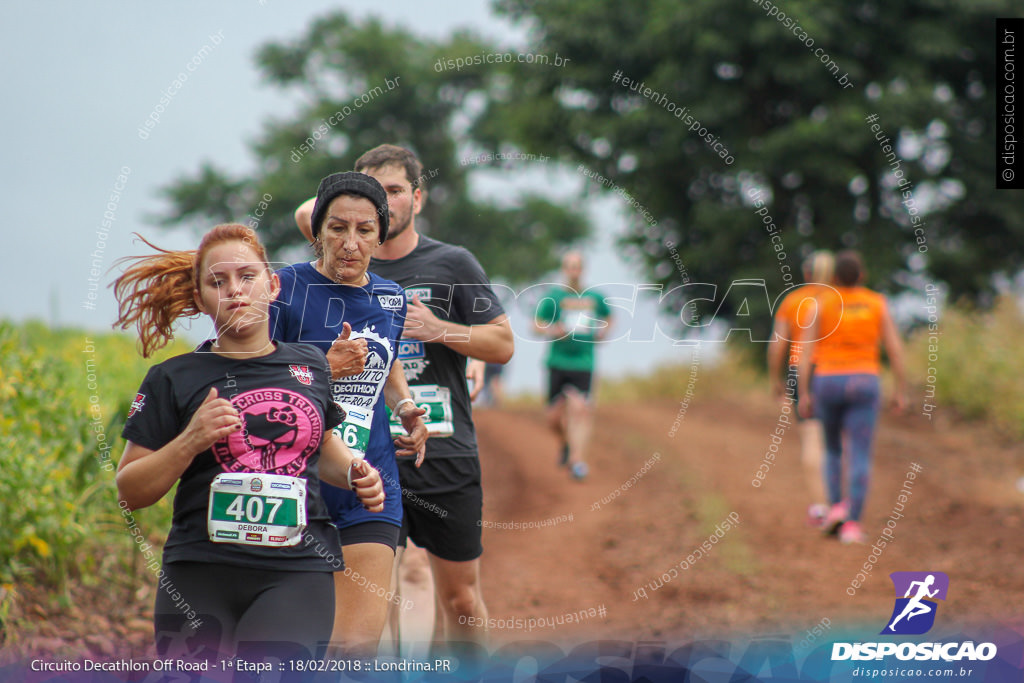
822, 501, 848, 536
839, 520, 866, 544
806, 503, 828, 529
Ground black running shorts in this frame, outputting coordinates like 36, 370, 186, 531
398, 463, 483, 562
547, 368, 593, 403
337, 520, 400, 550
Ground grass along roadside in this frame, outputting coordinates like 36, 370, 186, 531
905, 296, 1024, 439
0, 319, 187, 653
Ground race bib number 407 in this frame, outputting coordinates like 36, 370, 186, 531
208, 473, 306, 547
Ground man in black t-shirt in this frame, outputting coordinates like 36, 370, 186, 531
296, 145, 513, 648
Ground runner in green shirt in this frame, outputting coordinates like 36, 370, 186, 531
533, 251, 612, 481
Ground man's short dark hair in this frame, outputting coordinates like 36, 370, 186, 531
354, 144, 425, 189
834, 250, 863, 287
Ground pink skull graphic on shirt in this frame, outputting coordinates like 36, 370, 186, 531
211, 388, 322, 476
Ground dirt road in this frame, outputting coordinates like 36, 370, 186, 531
473, 393, 1024, 647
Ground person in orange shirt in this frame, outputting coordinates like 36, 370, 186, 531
768, 251, 834, 527
797, 251, 907, 544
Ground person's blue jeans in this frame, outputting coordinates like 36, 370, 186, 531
811, 373, 881, 522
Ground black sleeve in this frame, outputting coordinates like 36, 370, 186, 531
449, 247, 507, 326
121, 365, 182, 452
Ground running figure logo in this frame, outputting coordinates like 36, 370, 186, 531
881, 571, 949, 635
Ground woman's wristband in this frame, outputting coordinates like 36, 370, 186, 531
394, 397, 416, 416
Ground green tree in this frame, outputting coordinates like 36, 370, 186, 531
157, 13, 587, 284
478, 0, 1022, 335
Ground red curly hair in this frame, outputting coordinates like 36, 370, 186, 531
112, 224, 271, 357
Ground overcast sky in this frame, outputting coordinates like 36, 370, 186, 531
0, 1, 695, 393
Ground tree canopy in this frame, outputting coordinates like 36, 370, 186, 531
160, 1, 1022, 336
477, 0, 1021, 332
158, 13, 587, 284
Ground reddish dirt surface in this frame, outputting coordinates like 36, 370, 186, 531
473, 394, 1024, 648
5, 391, 1024, 660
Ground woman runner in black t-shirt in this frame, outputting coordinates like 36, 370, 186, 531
112, 224, 384, 661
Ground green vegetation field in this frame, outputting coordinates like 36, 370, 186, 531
0, 320, 187, 623
904, 297, 1024, 439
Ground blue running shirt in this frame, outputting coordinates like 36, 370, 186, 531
270, 262, 407, 529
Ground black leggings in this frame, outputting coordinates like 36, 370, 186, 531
154, 561, 334, 661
